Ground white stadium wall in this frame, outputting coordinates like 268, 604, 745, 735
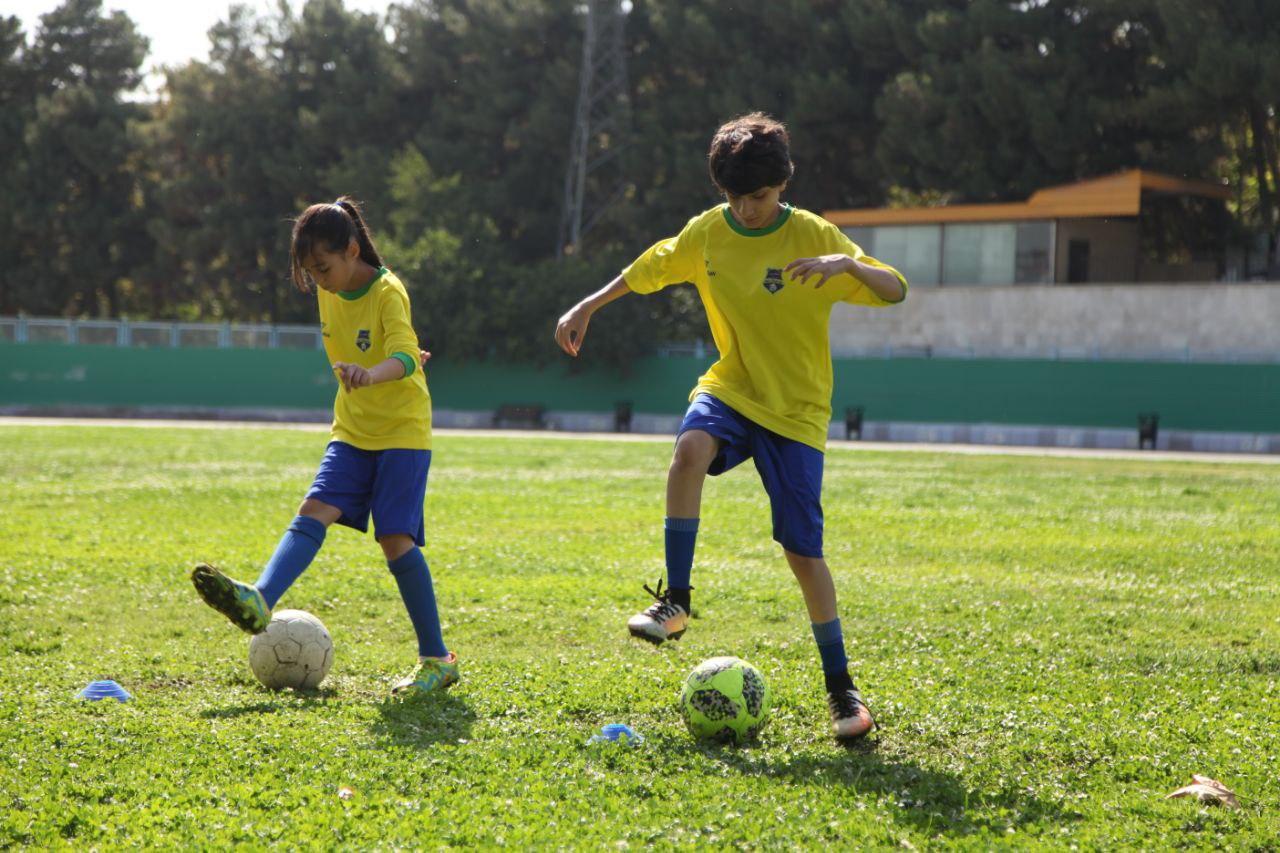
830, 282, 1280, 362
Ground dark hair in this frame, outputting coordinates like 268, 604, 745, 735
707, 112, 795, 196
289, 195, 384, 293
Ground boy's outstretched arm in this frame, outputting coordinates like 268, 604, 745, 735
785, 255, 906, 303
554, 275, 633, 356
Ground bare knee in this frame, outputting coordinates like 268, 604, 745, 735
670, 430, 719, 476
379, 534, 415, 562
297, 498, 341, 525
784, 550, 828, 579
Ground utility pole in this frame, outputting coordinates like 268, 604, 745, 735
556, 0, 630, 259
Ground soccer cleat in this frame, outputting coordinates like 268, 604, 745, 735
828, 687, 878, 740
392, 651, 460, 696
626, 579, 690, 645
191, 563, 271, 634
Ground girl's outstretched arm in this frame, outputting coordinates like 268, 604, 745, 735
554, 275, 633, 357
333, 357, 406, 392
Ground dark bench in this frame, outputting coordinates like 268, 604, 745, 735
844, 405, 864, 440
1137, 411, 1159, 450
494, 403, 546, 430
614, 400, 633, 433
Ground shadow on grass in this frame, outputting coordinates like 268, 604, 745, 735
370, 691, 476, 749
199, 687, 341, 718
678, 736, 1070, 840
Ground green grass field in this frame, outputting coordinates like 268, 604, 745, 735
2, 423, 1278, 849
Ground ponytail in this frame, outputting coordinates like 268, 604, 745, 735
332, 196, 384, 270
289, 195, 385, 293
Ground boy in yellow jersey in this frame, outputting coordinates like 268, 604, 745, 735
191, 196, 457, 696
554, 113, 906, 740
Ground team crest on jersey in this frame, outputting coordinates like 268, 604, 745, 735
355, 329, 371, 352
762, 267, 785, 294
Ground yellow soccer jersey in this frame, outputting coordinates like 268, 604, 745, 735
622, 204, 906, 450
317, 267, 431, 451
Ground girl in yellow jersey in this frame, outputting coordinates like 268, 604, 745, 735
192, 197, 457, 696
554, 114, 906, 740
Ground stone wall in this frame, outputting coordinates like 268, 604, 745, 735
831, 282, 1280, 361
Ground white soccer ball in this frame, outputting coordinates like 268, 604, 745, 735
248, 609, 334, 690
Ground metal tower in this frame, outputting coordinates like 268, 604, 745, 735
556, 0, 630, 258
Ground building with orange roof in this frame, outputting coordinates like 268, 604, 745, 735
824, 170, 1233, 287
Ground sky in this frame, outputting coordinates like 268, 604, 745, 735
1, 0, 393, 72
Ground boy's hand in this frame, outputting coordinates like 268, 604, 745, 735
785, 254, 853, 288
419, 350, 432, 369
554, 304, 591, 357
554, 276, 632, 357
333, 361, 373, 392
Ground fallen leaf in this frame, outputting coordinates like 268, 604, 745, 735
1164, 774, 1239, 809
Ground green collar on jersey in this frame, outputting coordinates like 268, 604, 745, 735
722, 203, 792, 237
338, 266, 387, 301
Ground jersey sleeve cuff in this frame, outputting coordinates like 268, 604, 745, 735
391, 352, 416, 378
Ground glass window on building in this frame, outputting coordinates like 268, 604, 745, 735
844, 220, 1052, 286
845, 225, 941, 286
942, 223, 1017, 285
1015, 221, 1052, 283
844, 226, 875, 252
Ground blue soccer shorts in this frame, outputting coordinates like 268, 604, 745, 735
678, 393, 825, 558
305, 441, 430, 546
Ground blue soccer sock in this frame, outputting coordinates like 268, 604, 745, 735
811, 617, 850, 678
388, 548, 448, 659
664, 517, 699, 608
254, 515, 327, 609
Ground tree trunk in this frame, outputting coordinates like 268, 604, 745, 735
1260, 106, 1280, 238
1248, 105, 1277, 274
105, 278, 119, 318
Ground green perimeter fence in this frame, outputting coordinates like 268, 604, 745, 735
2, 342, 1278, 434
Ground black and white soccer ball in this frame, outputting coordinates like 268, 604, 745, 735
248, 609, 333, 690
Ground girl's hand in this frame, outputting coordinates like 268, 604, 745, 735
784, 254, 853, 288
333, 361, 373, 392
419, 350, 432, 369
555, 304, 592, 357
